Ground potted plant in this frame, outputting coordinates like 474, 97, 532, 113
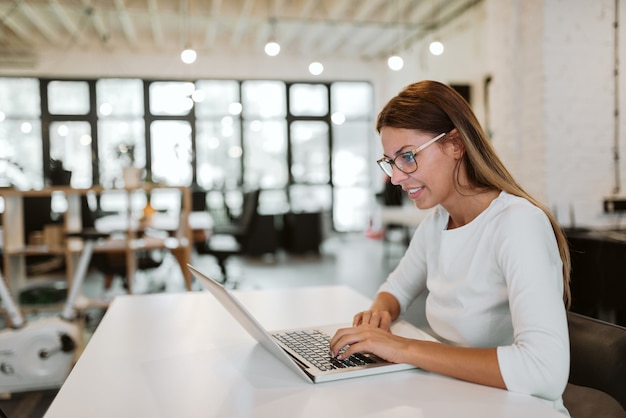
49, 158, 72, 186
115, 142, 142, 187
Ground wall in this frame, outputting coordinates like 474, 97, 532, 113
370, 1, 490, 193
488, 0, 625, 229
395, 0, 626, 229
542, 0, 618, 227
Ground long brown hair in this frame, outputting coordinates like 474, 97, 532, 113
377, 80, 571, 308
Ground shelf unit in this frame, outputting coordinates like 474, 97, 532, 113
0, 185, 192, 303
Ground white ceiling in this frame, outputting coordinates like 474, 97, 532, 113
0, 0, 481, 65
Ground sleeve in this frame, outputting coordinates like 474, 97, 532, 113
377, 210, 438, 314
493, 205, 570, 401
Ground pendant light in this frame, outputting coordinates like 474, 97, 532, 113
264, 2, 280, 57
387, 0, 404, 71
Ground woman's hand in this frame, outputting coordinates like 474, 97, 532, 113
352, 292, 401, 331
329, 324, 410, 364
330, 324, 506, 391
352, 309, 394, 330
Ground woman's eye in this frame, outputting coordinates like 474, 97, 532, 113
399, 152, 415, 163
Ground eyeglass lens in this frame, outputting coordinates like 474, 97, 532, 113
377, 131, 447, 177
379, 152, 417, 177
379, 160, 393, 176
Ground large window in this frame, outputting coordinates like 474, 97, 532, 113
330, 82, 373, 230
242, 80, 288, 191
0, 77, 374, 231
290, 83, 328, 116
49, 121, 92, 189
44, 79, 94, 189
150, 120, 193, 186
0, 78, 42, 189
97, 78, 144, 188
287, 84, 332, 215
48, 81, 90, 115
195, 80, 242, 190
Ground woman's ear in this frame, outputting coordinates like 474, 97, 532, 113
444, 129, 465, 159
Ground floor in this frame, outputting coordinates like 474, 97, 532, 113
0, 232, 416, 418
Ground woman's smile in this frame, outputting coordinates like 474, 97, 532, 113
405, 185, 425, 199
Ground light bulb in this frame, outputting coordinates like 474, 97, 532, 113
331, 112, 346, 125
181, 48, 197, 64
309, 62, 324, 75
387, 55, 404, 71
429, 41, 444, 56
229, 102, 243, 115
264, 41, 280, 56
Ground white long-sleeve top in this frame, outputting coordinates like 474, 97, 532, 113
379, 191, 570, 414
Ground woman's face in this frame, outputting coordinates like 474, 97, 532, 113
379, 126, 459, 210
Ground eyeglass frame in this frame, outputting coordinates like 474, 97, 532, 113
376, 131, 448, 177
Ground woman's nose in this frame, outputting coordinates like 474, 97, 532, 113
390, 166, 408, 185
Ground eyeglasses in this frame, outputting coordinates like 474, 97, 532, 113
376, 132, 447, 177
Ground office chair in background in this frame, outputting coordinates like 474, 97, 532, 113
22, 196, 65, 276
194, 189, 260, 283
194, 189, 278, 285
562, 311, 626, 418
80, 194, 165, 292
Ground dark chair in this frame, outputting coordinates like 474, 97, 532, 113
377, 180, 411, 262
23, 196, 65, 275
567, 229, 626, 327
80, 194, 165, 291
195, 189, 275, 284
282, 212, 323, 255
563, 311, 626, 417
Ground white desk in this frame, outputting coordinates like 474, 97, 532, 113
44, 286, 564, 418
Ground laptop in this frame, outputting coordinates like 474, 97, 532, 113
188, 264, 438, 383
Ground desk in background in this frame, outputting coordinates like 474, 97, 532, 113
0, 185, 194, 297
44, 286, 564, 418
377, 206, 429, 261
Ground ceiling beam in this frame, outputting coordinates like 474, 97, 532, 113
114, 0, 138, 46
297, 0, 356, 56
401, 0, 483, 51
321, 0, 386, 56
147, 0, 164, 46
253, 0, 289, 51
1, 13, 31, 45
273, 0, 317, 51
203, 0, 223, 48
179, 0, 193, 48
49, 0, 85, 46
230, 0, 255, 47
253, 0, 272, 50
357, 0, 415, 59
81, 0, 110, 45
18, 1, 61, 43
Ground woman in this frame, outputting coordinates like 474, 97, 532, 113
330, 80, 571, 415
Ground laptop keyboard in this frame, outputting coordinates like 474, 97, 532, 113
274, 329, 377, 371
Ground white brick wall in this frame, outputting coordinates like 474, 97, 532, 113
491, 0, 622, 228
400, 0, 626, 228
543, 0, 616, 227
